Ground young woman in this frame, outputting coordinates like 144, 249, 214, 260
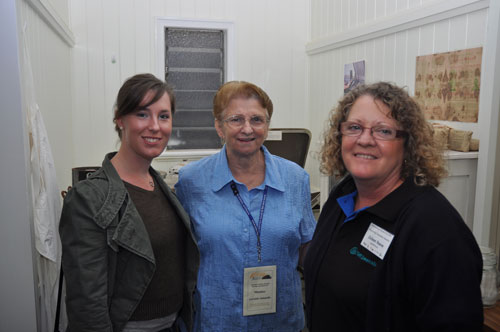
59, 73, 199, 332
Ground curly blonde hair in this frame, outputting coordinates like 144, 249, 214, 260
320, 82, 447, 187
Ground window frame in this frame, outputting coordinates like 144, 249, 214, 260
155, 18, 234, 156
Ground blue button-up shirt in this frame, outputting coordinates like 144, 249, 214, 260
175, 145, 316, 332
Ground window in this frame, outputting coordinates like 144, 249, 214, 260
156, 19, 234, 150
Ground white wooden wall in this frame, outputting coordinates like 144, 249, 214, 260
18, 0, 73, 189
306, 0, 500, 246
69, 0, 310, 168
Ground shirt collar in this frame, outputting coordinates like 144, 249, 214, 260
334, 175, 425, 224
367, 177, 424, 222
337, 190, 369, 223
210, 145, 285, 193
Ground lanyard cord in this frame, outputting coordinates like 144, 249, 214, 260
230, 181, 268, 262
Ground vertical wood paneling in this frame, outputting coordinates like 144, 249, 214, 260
373, 37, 385, 80
364, 39, 375, 83
266, 0, 290, 126
394, 31, 407, 84
449, 15, 467, 51
347, 44, 356, 65
408, 0, 420, 9
135, 0, 151, 73
325, 0, 333, 35
86, 0, 108, 158
406, 27, 420, 93
311, 0, 319, 38
195, 0, 210, 17
333, 0, 342, 34
397, 0, 408, 11
150, 0, 165, 17
180, 1, 196, 16
349, 0, 357, 29
211, 0, 227, 18
340, 0, 348, 32
70, 0, 310, 168
358, 0, 367, 26
434, 20, 450, 53
19, 0, 73, 188
419, 24, 434, 55
71, 0, 91, 166
150, 0, 165, 71
376, 0, 385, 20
466, 11, 486, 48
232, 0, 254, 78
366, 0, 376, 23
291, 0, 309, 126
307, 0, 490, 186
103, 0, 121, 147
119, 0, 136, 80
165, 0, 181, 16
355, 42, 365, 64
383, 34, 396, 81
387, 0, 397, 16
320, 0, 328, 36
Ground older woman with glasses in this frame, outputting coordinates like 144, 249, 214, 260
175, 81, 316, 331
303, 82, 483, 332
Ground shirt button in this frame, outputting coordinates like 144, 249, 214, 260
244, 228, 248, 232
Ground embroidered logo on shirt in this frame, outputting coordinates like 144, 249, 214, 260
349, 246, 377, 267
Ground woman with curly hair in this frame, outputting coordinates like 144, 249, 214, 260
303, 82, 483, 331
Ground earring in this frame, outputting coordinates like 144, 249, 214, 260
119, 127, 124, 130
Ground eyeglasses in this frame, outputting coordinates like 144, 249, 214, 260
340, 121, 407, 141
222, 115, 269, 129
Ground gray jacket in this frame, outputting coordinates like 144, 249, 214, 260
60, 153, 199, 332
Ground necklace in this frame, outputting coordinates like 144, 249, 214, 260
147, 175, 155, 188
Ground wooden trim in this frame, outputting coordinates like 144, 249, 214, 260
306, 0, 489, 55
25, 0, 74, 47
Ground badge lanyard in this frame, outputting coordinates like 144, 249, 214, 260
230, 181, 268, 262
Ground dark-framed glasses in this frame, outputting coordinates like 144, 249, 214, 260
222, 115, 269, 129
340, 121, 407, 140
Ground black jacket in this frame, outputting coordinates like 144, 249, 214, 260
304, 176, 483, 332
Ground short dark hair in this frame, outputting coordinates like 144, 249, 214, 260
113, 73, 175, 138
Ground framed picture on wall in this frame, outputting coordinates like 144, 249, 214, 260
344, 60, 365, 94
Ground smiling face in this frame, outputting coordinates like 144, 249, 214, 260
116, 91, 172, 163
341, 94, 405, 189
215, 97, 269, 160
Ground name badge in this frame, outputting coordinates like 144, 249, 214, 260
243, 265, 277, 316
361, 223, 394, 260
